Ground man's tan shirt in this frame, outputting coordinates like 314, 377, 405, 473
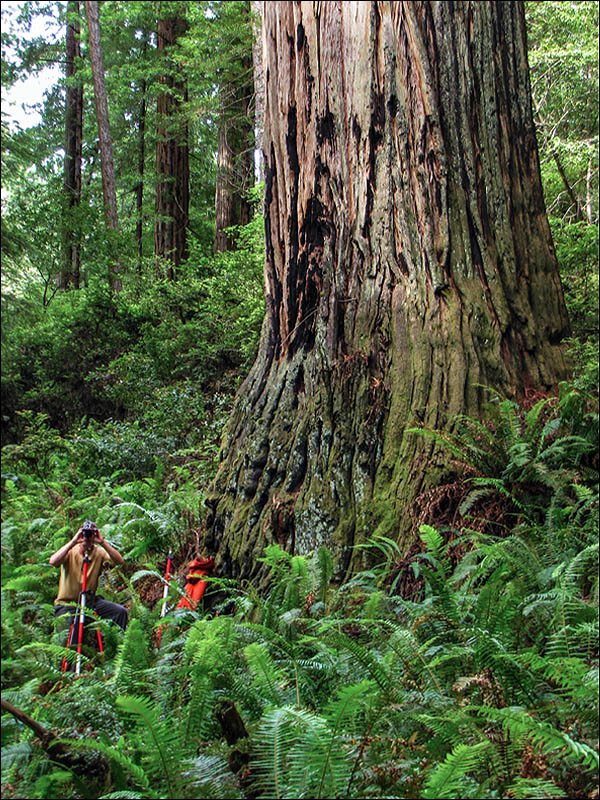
55, 545, 111, 605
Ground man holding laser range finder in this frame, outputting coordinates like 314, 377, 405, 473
50, 520, 128, 652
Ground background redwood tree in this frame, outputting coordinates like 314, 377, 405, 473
213, 1, 255, 252
60, 0, 83, 290
85, 0, 121, 291
206, 0, 571, 580
154, 9, 190, 278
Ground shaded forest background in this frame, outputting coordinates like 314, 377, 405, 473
1, 2, 598, 799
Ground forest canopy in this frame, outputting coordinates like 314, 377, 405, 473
1, 2, 598, 799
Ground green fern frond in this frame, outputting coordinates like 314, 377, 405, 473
290, 712, 351, 800
406, 425, 472, 465
115, 695, 185, 796
322, 680, 378, 737
252, 705, 351, 800
413, 712, 465, 748
252, 705, 299, 799
525, 398, 554, 442
563, 542, 599, 589
329, 631, 396, 698
458, 486, 497, 518
129, 569, 162, 584
477, 705, 599, 769
545, 621, 599, 660
1, 742, 32, 774
421, 741, 490, 799
244, 642, 289, 707
184, 754, 243, 799
315, 546, 334, 604
419, 525, 445, 560
183, 666, 215, 741
4, 573, 54, 592
504, 776, 566, 798
65, 736, 155, 795
183, 616, 236, 675
428, 643, 475, 679
469, 477, 526, 511
516, 651, 599, 708
16, 641, 82, 670
388, 628, 445, 692
111, 619, 150, 693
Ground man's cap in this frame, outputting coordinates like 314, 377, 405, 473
82, 520, 98, 532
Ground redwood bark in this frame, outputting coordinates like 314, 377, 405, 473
85, 0, 121, 291
154, 13, 189, 278
206, 2, 570, 581
60, 0, 83, 290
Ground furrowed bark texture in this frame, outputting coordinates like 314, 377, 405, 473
154, 15, 189, 276
206, 1, 570, 581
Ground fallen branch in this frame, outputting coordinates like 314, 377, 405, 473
1, 697, 109, 781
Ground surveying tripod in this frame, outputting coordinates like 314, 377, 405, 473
61, 552, 104, 675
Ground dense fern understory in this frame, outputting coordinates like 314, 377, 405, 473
1, 381, 598, 799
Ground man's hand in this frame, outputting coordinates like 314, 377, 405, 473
50, 529, 84, 567
95, 532, 125, 566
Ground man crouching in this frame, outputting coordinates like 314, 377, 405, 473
49, 519, 128, 631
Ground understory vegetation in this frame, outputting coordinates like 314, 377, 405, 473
1, 374, 598, 799
1, 1, 598, 798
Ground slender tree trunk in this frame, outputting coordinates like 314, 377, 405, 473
251, 0, 264, 182
585, 154, 594, 224
85, 0, 121, 291
206, 1, 571, 582
550, 144, 585, 222
136, 65, 147, 273
60, 0, 83, 290
214, 72, 254, 252
154, 13, 189, 279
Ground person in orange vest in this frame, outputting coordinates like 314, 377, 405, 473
176, 556, 215, 610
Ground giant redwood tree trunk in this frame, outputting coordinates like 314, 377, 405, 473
206, 1, 570, 581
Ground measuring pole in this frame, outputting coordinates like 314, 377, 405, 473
155, 550, 173, 648
161, 550, 173, 618
75, 553, 90, 676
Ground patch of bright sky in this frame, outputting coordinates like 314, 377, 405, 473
1, 1, 64, 130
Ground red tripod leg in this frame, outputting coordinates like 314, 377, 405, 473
95, 612, 104, 654
61, 618, 77, 672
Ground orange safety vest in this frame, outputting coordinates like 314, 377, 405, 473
176, 557, 215, 610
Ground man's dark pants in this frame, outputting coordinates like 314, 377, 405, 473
55, 594, 129, 639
